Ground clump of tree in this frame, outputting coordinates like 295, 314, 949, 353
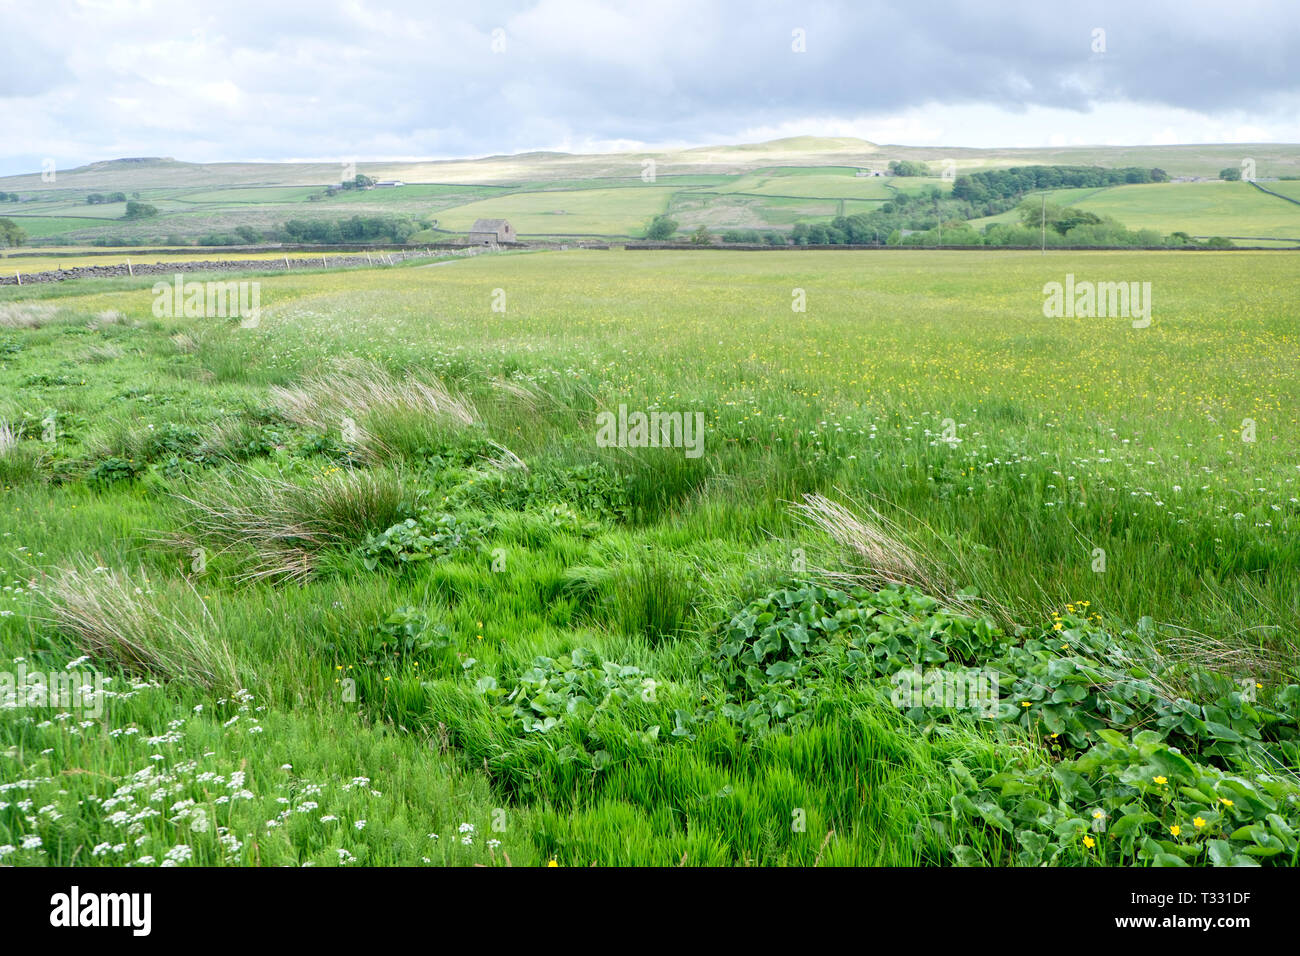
1219, 167, 1242, 181
122, 201, 159, 219
644, 214, 678, 240
789, 187, 968, 245
280, 215, 417, 244
87, 192, 127, 205
340, 174, 375, 191
792, 196, 1181, 248
0, 218, 28, 247
0, 192, 20, 202
689, 225, 713, 245
888, 160, 931, 177
950, 165, 1163, 203
1015, 201, 1107, 235
720, 228, 787, 245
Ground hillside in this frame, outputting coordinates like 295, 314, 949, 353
1, 137, 1298, 246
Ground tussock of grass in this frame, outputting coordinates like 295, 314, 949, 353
193, 417, 272, 462
170, 332, 198, 353
83, 343, 126, 363
564, 550, 701, 641
270, 358, 477, 461
0, 419, 44, 485
793, 492, 1015, 627
489, 375, 545, 411
167, 467, 409, 584
33, 561, 239, 690
794, 492, 945, 594
1159, 624, 1297, 698
88, 309, 124, 329
0, 302, 60, 328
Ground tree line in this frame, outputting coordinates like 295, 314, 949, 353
950, 165, 1168, 202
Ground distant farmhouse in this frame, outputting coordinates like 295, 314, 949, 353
374, 179, 405, 188
467, 218, 515, 245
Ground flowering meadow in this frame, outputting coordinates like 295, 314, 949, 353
1, 249, 1298, 865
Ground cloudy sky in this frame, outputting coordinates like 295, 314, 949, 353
1, 0, 1297, 175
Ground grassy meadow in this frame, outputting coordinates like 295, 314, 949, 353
2, 249, 1299, 867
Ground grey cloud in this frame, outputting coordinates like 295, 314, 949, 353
0, 0, 1296, 174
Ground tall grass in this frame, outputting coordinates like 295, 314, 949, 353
167, 467, 409, 584
32, 561, 239, 690
3, 249, 1299, 867
270, 357, 477, 461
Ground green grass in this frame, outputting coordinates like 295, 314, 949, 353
176, 186, 324, 204
2, 248, 1298, 867
972, 182, 1300, 244
433, 186, 677, 237
1, 216, 122, 238
713, 167, 895, 200
1261, 180, 1300, 202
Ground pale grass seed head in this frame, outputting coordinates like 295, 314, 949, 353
32, 561, 239, 690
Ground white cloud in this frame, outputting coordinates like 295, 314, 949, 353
0, 0, 1296, 174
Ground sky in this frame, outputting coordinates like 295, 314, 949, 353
1, 0, 1297, 175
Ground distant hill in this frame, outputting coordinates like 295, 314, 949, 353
3, 137, 1299, 191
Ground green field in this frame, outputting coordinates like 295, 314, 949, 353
434, 185, 676, 236
1262, 180, 1300, 202
176, 186, 324, 204
3, 139, 1300, 246
1070, 182, 1300, 240
971, 181, 1300, 245
713, 167, 895, 199
2, 249, 1298, 867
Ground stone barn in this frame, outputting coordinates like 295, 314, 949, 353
467, 218, 515, 245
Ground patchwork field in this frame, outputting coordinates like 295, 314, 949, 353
1, 249, 1298, 867
3, 139, 1300, 245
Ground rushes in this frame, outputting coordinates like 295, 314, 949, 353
168, 468, 408, 584
790, 491, 1017, 627
33, 562, 238, 690
0, 303, 60, 328
270, 358, 477, 460
793, 492, 944, 595
83, 343, 126, 363
0, 418, 43, 484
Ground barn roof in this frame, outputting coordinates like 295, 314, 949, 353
469, 218, 509, 231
